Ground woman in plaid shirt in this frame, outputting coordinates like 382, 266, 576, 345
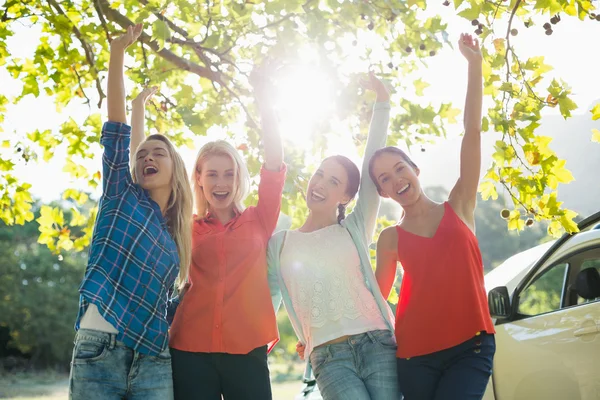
68, 24, 193, 400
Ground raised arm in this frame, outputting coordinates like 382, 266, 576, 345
100, 24, 143, 198
449, 33, 483, 227
347, 73, 391, 243
375, 226, 399, 300
130, 86, 158, 169
107, 23, 142, 124
250, 59, 283, 171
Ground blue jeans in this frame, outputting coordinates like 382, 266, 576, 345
69, 329, 173, 400
309, 330, 401, 400
396, 332, 495, 400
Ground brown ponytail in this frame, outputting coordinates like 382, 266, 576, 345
337, 203, 347, 223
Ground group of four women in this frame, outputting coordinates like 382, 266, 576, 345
68, 22, 495, 400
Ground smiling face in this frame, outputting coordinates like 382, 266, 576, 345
134, 139, 173, 191
371, 151, 422, 206
306, 158, 352, 214
197, 154, 237, 213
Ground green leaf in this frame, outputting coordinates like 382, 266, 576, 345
481, 117, 489, 132
152, 19, 172, 43
479, 180, 498, 200
457, 6, 481, 20
507, 209, 525, 231
531, 56, 553, 78
438, 104, 461, 124
558, 96, 577, 118
413, 79, 429, 96
552, 159, 574, 184
203, 34, 220, 49
559, 210, 579, 233
0, 158, 15, 171
590, 104, 600, 121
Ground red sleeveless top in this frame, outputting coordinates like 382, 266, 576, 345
394, 202, 495, 358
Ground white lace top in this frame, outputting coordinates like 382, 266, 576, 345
280, 224, 387, 357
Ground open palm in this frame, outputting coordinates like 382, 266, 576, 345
133, 86, 158, 106
359, 71, 390, 101
111, 23, 143, 51
458, 33, 482, 63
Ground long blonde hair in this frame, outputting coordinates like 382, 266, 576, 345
192, 140, 250, 219
132, 134, 193, 291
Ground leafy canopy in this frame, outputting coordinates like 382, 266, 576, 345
0, 0, 597, 253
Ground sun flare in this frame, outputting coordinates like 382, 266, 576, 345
271, 62, 334, 149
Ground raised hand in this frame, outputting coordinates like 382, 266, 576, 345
359, 71, 390, 102
111, 23, 143, 51
250, 56, 284, 170
132, 86, 158, 107
249, 57, 280, 100
458, 33, 482, 64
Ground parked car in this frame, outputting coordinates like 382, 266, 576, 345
296, 211, 600, 400
483, 211, 600, 400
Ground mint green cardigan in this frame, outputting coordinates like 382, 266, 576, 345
267, 102, 396, 379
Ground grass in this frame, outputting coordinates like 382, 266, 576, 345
0, 364, 305, 400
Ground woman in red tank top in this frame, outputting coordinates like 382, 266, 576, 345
367, 33, 495, 400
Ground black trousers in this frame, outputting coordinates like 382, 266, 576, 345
170, 346, 272, 400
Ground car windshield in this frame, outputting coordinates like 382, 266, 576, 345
484, 241, 555, 294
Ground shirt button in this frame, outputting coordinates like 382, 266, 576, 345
215, 325, 219, 329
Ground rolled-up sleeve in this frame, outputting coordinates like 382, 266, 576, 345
255, 163, 287, 238
100, 121, 133, 198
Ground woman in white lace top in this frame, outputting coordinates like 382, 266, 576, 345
267, 73, 400, 400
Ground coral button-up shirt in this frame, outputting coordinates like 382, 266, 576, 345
169, 164, 286, 354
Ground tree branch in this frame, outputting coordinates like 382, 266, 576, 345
501, 0, 521, 114
0, 13, 44, 22
138, 0, 190, 39
46, 0, 106, 108
96, 0, 259, 130
96, 0, 218, 81
93, 0, 112, 43
258, 13, 296, 30
70, 66, 92, 108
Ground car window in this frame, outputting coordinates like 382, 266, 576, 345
518, 262, 568, 316
577, 258, 600, 305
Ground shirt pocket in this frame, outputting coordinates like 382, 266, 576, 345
230, 212, 264, 244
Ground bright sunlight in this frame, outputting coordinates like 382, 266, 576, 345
271, 47, 335, 149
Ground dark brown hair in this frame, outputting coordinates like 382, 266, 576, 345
323, 155, 360, 223
368, 147, 418, 195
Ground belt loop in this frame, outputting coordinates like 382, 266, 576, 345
108, 333, 116, 350
365, 330, 376, 345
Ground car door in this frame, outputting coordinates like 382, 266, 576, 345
492, 243, 600, 400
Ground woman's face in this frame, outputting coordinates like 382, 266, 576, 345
197, 154, 236, 212
134, 139, 173, 191
371, 152, 421, 206
306, 158, 350, 213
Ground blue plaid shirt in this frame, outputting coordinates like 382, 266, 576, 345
75, 121, 179, 356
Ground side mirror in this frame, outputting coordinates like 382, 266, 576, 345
488, 286, 511, 319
